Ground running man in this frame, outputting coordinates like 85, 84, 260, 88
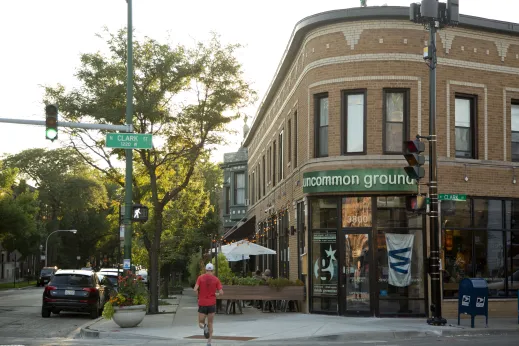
193, 263, 223, 346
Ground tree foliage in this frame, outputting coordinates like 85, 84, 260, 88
44, 29, 254, 313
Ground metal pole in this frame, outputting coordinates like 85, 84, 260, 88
0, 118, 130, 132
426, 22, 446, 326
123, 0, 134, 274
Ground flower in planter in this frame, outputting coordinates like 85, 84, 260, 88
102, 272, 148, 320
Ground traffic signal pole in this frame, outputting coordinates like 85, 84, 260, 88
426, 21, 446, 326
123, 0, 134, 273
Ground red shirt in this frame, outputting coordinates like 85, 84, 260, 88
196, 274, 222, 307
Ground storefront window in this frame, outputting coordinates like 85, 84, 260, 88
311, 230, 338, 312
312, 198, 338, 229
442, 200, 471, 228
377, 197, 422, 228
376, 229, 425, 315
342, 197, 371, 227
442, 229, 472, 298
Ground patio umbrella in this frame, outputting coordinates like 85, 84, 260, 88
211, 243, 250, 261
224, 240, 277, 256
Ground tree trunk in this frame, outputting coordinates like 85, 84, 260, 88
148, 211, 163, 314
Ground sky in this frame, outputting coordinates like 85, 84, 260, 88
0, 0, 517, 163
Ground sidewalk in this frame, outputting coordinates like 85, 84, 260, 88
80, 289, 519, 343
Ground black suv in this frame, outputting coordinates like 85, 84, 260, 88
41, 269, 113, 319
37, 267, 57, 287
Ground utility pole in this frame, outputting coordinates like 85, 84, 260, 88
409, 0, 458, 326
123, 0, 134, 274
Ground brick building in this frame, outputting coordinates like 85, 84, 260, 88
225, 5, 519, 318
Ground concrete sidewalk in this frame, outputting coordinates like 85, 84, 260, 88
80, 289, 519, 343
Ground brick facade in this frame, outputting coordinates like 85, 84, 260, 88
241, 7, 519, 317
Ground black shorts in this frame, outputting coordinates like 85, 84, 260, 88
198, 305, 216, 314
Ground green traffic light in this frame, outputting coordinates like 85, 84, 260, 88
46, 128, 58, 140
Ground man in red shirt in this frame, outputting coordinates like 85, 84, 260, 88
193, 263, 223, 346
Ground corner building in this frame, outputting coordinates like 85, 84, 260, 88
242, 6, 519, 317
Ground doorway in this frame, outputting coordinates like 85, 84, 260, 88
340, 230, 374, 315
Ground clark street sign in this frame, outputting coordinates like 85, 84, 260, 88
438, 194, 467, 201
105, 133, 153, 149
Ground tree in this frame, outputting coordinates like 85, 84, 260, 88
44, 29, 255, 313
0, 162, 39, 256
4, 149, 111, 266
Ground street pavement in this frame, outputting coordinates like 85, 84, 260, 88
81, 289, 519, 343
0, 286, 96, 339
1, 286, 518, 346
1, 334, 519, 346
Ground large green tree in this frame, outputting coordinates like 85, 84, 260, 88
0, 162, 39, 256
44, 29, 254, 313
4, 148, 111, 266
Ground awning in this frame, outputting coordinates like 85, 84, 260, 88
223, 216, 256, 242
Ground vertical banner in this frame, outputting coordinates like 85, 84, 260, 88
385, 233, 414, 287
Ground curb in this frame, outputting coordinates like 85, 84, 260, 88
69, 317, 103, 339
280, 327, 519, 343
79, 326, 172, 341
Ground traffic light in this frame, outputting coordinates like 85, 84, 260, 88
45, 104, 58, 141
403, 139, 425, 180
406, 195, 426, 213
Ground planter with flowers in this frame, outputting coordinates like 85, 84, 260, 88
102, 272, 148, 328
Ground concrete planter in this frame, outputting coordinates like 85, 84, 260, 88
112, 305, 146, 328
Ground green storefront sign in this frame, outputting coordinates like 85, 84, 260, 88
303, 168, 416, 193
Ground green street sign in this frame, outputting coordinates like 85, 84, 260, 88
105, 133, 153, 149
438, 194, 467, 201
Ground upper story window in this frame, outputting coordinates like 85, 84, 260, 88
512, 103, 519, 162
343, 90, 366, 154
287, 119, 292, 164
383, 89, 409, 154
294, 111, 298, 167
455, 94, 477, 159
315, 94, 329, 157
262, 155, 266, 196
225, 187, 230, 215
272, 141, 277, 187
234, 172, 245, 205
279, 130, 284, 181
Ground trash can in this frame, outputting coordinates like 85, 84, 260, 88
457, 278, 488, 328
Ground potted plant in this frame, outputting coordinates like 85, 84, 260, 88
102, 272, 148, 328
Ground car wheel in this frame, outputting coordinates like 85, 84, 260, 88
41, 307, 51, 318
90, 302, 99, 319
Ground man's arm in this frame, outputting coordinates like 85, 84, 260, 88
193, 277, 200, 292
216, 279, 223, 296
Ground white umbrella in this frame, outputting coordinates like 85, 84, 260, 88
225, 253, 250, 262
225, 240, 277, 256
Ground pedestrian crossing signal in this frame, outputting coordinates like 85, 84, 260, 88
131, 204, 149, 222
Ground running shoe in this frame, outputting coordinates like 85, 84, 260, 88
203, 324, 209, 339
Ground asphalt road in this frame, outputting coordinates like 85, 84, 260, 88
0, 286, 95, 339
1, 334, 519, 346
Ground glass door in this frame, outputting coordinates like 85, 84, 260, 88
341, 231, 373, 315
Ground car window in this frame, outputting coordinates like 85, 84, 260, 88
50, 274, 92, 286
41, 269, 54, 275
106, 276, 118, 286
512, 270, 519, 281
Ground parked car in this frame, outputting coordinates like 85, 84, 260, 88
37, 267, 57, 287
137, 269, 148, 283
41, 269, 113, 319
96, 272, 119, 292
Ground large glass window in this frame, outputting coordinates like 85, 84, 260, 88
343, 91, 365, 154
442, 198, 517, 298
294, 111, 298, 167
297, 201, 306, 280
376, 196, 425, 315
312, 198, 338, 229
279, 131, 284, 181
383, 90, 409, 154
315, 94, 329, 157
233, 172, 245, 205
342, 197, 372, 227
512, 103, 519, 162
455, 95, 476, 159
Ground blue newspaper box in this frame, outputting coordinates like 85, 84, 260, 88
457, 278, 488, 328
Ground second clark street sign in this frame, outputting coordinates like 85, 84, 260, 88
105, 133, 153, 149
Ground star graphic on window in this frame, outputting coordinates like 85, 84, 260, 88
325, 245, 336, 262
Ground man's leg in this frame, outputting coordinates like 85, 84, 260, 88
207, 312, 215, 343
197, 306, 206, 329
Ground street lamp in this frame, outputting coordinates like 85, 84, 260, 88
45, 230, 77, 267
